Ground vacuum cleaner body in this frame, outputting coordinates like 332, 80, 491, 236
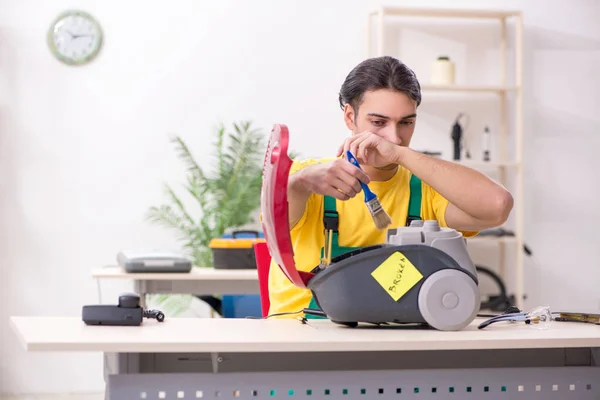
307, 221, 480, 330
261, 124, 480, 331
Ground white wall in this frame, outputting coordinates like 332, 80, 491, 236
1, 0, 599, 395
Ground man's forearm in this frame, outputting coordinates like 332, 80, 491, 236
394, 147, 513, 225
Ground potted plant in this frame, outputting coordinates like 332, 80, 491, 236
144, 121, 267, 315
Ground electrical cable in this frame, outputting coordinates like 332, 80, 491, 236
245, 310, 302, 320
245, 308, 325, 320
477, 306, 521, 318
196, 295, 222, 315
478, 306, 552, 330
475, 265, 513, 311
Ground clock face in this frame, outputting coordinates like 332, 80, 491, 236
48, 10, 102, 65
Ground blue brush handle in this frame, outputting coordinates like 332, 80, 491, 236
346, 150, 376, 202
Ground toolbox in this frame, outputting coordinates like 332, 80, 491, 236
209, 230, 266, 270
209, 230, 265, 319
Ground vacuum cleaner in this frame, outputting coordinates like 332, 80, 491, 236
260, 124, 480, 331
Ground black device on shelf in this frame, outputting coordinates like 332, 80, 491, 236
450, 113, 472, 161
82, 293, 165, 326
451, 118, 463, 160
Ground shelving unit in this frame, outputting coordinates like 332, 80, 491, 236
420, 84, 518, 93
367, 7, 525, 309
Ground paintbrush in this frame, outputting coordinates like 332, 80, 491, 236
346, 150, 392, 231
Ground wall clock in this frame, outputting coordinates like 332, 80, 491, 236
47, 10, 103, 66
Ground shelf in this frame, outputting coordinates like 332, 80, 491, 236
421, 84, 519, 94
371, 7, 521, 20
416, 158, 521, 170
467, 236, 517, 245
452, 160, 520, 169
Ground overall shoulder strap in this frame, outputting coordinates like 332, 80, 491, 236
406, 174, 422, 226
324, 195, 337, 213
323, 195, 338, 231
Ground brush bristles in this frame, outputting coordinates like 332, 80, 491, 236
372, 208, 392, 230
365, 198, 392, 230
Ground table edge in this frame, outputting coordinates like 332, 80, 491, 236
14, 339, 600, 354
90, 266, 259, 280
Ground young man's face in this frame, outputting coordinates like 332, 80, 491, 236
343, 89, 417, 148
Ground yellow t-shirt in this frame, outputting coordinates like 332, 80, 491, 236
267, 157, 478, 317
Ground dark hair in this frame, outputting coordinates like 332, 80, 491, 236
338, 56, 421, 111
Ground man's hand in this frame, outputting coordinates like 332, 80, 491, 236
287, 159, 370, 228
296, 159, 371, 200
336, 131, 401, 168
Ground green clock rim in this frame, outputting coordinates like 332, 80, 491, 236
47, 9, 103, 66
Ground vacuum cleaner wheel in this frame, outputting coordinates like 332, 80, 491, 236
418, 269, 480, 331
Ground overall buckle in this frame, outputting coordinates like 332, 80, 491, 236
323, 211, 339, 232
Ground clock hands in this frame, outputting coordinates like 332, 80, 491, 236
65, 30, 93, 39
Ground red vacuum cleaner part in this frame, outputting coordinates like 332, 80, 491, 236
260, 124, 314, 288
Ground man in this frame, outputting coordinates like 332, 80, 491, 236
267, 56, 514, 317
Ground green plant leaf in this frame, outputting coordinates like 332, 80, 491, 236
146, 294, 194, 317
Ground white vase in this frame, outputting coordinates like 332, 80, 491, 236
431, 56, 455, 85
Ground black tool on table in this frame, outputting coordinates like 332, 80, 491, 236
82, 293, 165, 326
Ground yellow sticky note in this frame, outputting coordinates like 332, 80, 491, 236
371, 251, 423, 301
